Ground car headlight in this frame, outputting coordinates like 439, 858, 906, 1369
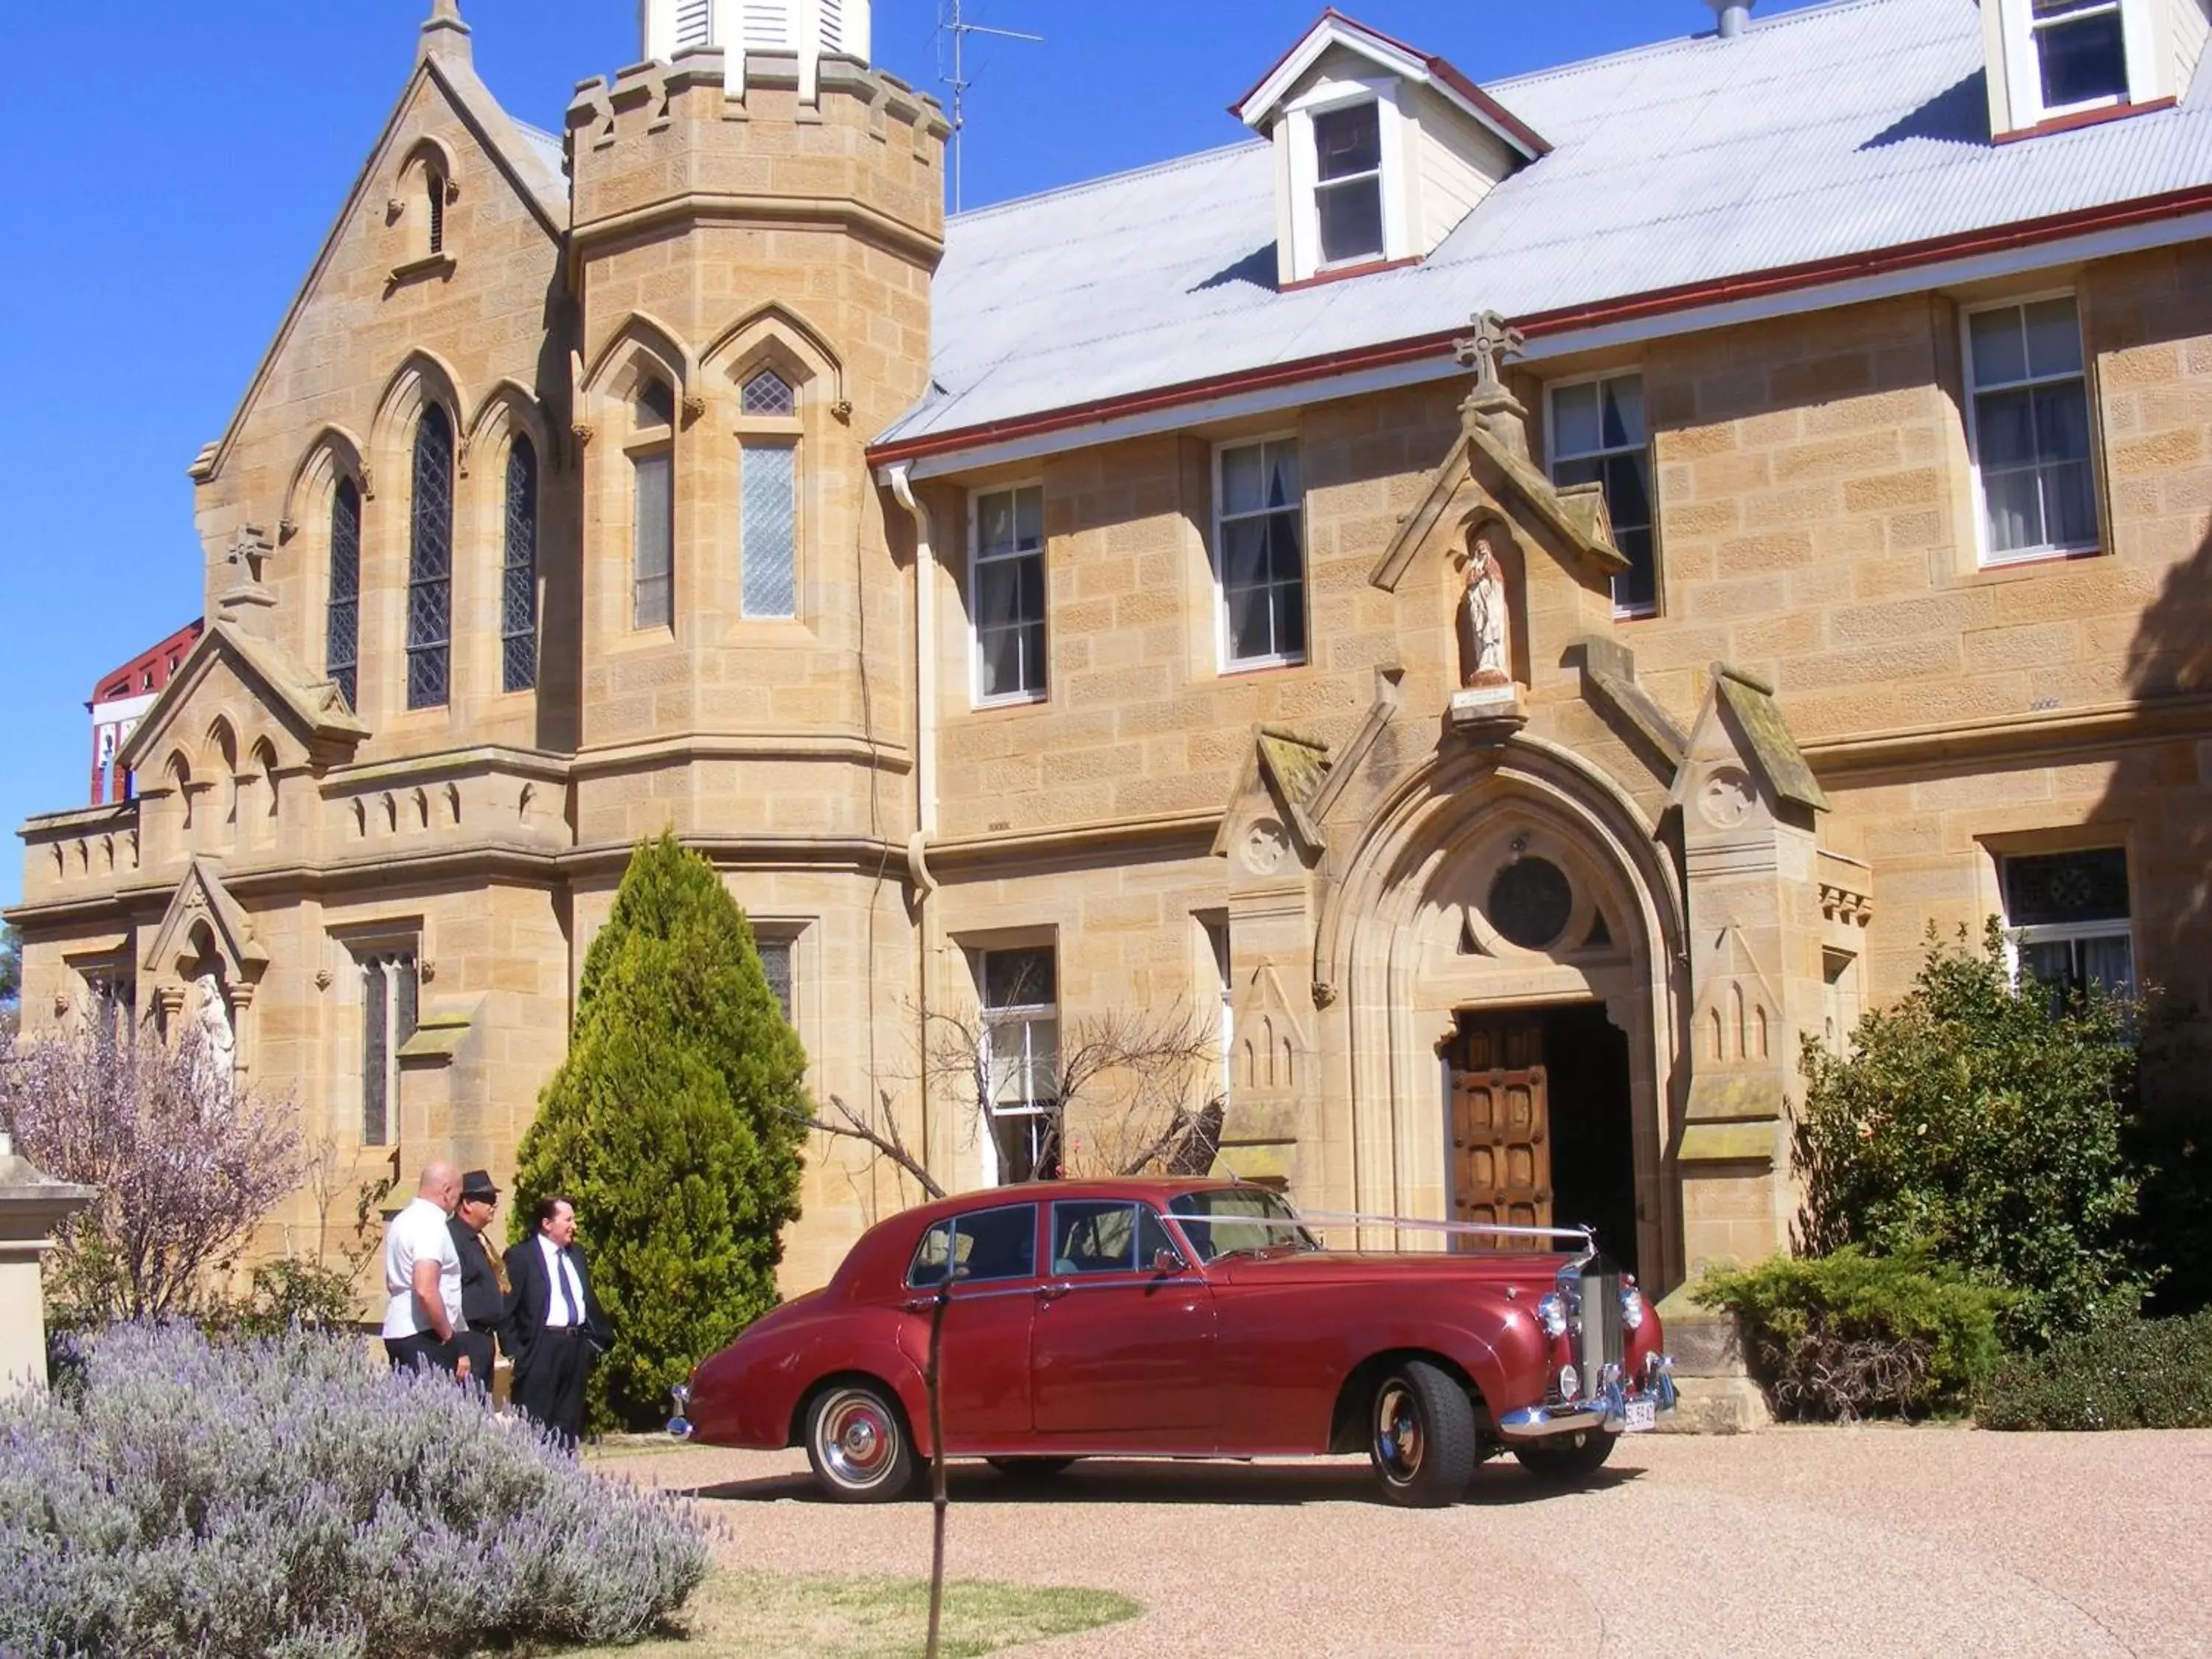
1620, 1287, 1645, 1331
1537, 1293, 1569, 1339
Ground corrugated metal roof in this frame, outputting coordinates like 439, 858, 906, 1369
885, 0, 2212, 448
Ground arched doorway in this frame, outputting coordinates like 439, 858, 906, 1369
1315, 737, 1687, 1290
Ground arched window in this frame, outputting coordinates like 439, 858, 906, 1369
736, 366, 800, 621
501, 437, 539, 692
327, 479, 361, 709
407, 406, 454, 709
631, 376, 675, 630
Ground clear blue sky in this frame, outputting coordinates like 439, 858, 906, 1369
0, 0, 1823, 910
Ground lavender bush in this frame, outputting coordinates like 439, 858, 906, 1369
0, 1324, 710, 1658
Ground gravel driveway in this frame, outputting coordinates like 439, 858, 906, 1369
611, 1428, 2212, 1658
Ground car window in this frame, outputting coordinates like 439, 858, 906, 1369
908, 1203, 1037, 1287
1051, 1201, 1141, 1274
1168, 1187, 1315, 1263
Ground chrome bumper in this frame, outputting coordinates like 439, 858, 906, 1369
1498, 1355, 1677, 1442
666, 1382, 695, 1441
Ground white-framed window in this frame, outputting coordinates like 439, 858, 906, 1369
979, 946, 1058, 1183
2029, 0, 2130, 113
971, 484, 1046, 703
1214, 437, 1307, 670
2003, 847, 2135, 1006
1312, 102, 1385, 267
1547, 372, 1658, 616
1964, 294, 2098, 564
1281, 77, 1408, 282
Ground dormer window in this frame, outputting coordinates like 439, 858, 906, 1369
2031, 0, 2129, 111
1313, 102, 1385, 266
1986, 0, 2191, 136
1234, 13, 1547, 288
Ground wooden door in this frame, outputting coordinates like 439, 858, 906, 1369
1449, 1015, 1551, 1247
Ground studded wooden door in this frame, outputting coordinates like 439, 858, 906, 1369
1450, 1015, 1551, 1247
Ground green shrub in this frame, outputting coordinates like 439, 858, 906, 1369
1798, 920, 2150, 1344
514, 830, 807, 1430
211, 1257, 362, 1338
1694, 1247, 2009, 1421
1977, 1310, 2212, 1430
0, 1323, 709, 1658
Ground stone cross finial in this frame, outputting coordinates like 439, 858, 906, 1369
1453, 310, 1526, 397
226, 524, 274, 585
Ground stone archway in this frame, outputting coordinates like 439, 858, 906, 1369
1314, 734, 1688, 1291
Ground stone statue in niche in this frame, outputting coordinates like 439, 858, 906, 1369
188, 970, 236, 1096
1457, 533, 1511, 689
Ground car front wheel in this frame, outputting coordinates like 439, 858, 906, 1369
804, 1382, 916, 1502
1368, 1360, 1477, 1508
1513, 1429, 1616, 1486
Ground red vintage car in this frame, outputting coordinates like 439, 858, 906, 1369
669, 1177, 1675, 1506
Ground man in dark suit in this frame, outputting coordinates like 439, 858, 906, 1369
447, 1169, 509, 1394
503, 1194, 612, 1452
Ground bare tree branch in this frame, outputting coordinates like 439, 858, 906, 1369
789, 1090, 945, 1202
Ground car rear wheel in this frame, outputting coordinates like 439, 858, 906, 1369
987, 1455, 1077, 1479
804, 1382, 916, 1502
1513, 1429, 1616, 1485
1368, 1360, 1477, 1508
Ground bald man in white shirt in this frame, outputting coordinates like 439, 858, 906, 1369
381, 1161, 466, 1374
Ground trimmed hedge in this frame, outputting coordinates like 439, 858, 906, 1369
1694, 1248, 2008, 1422
1977, 1310, 2212, 1431
0, 1324, 709, 1658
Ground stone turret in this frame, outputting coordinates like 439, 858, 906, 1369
562, 41, 947, 841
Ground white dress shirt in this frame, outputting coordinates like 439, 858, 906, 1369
535, 1232, 586, 1329
381, 1197, 465, 1339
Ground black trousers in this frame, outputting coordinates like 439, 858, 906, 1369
512, 1327, 593, 1450
451, 1329, 497, 1394
383, 1332, 456, 1374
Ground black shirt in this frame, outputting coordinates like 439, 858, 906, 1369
448, 1216, 508, 1334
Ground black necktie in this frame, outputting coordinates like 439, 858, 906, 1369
552, 1249, 576, 1325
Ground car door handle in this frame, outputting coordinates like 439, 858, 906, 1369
1037, 1281, 1073, 1303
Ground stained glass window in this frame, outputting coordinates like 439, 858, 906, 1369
501, 437, 538, 692
406, 407, 453, 709
327, 479, 361, 711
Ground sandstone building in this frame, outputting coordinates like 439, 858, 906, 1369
12, 0, 2212, 1310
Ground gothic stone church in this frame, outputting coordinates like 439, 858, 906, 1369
14, 0, 2212, 1318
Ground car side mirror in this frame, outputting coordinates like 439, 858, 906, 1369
1152, 1247, 1187, 1275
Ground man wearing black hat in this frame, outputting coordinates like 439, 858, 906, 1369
447, 1169, 509, 1394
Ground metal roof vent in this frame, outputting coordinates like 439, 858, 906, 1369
1707, 0, 1753, 39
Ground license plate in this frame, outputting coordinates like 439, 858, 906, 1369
1623, 1398, 1657, 1433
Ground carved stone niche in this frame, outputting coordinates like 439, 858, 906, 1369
1448, 516, 1525, 738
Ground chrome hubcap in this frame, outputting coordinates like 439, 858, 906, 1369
1375, 1382, 1425, 1485
816, 1391, 896, 1489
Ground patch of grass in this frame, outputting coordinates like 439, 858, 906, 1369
521, 1569, 1142, 1658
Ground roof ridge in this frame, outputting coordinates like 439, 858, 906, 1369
1489, 0, 1899, 91
950, 137, 1265, 223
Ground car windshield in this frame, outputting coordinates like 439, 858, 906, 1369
1167, 1188, 1319, 1263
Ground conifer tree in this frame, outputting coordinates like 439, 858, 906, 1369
512, 831, 806, 1428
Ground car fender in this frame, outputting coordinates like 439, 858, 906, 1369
689, 1303, 926, 1450
1325, 1293, 1555, 1425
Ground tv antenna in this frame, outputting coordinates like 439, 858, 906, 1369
936, 0, 1042, 213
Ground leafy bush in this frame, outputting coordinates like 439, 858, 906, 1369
0, 1323, 709, 1658
515, 830, 807, 1430
209, 1257, 362, 1339
1798, 920, 2149, 1344
1694, 1247, 2009, 1421
1977, 1310, 2212, 1430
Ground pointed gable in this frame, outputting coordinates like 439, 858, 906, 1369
1669, 663, 1829, 824
189, 35, 567, 488
116, 620, 367, 777
142, 858, 269, 984
1214, 726, 1333, 863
